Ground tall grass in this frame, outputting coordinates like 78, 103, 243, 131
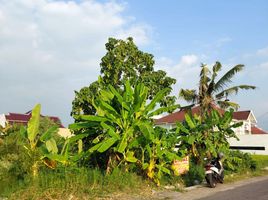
251, 155, 268, 169
1, 166, 151, 200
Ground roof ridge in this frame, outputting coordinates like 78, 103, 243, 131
8, 112, 31, 116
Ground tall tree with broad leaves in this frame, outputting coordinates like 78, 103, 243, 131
179, 62, 256, 117
71, 37, 176, 118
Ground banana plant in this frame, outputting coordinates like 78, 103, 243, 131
70, 80, 180, 184
141, 126, 180, 185
176, 109, 242, 164
43, 133, 88, 166
20, 104, 59, 177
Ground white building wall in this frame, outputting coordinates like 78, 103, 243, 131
0, 114, 6, 128
228, 134, 268, 155
156, 123, 175, 130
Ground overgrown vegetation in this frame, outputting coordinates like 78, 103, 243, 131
223, 153, 268, 183
0, 37, 262, 199
71, 80, 180, 185
251, 155, 268, 169
1, 167, 151, 199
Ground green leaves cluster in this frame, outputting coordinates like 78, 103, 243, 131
176, 109, 242, 163
179, 62, 256, 114
71, 37, 176, 118
20, 104, 59, 176
20, 104, 84, 176
70, 81, 180, 184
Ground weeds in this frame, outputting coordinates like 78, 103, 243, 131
2, 166, 151, 199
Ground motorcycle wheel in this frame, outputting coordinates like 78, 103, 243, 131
206, 173, 216, 188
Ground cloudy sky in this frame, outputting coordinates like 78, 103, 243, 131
0, 0, 268, 129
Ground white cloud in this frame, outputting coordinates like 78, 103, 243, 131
155, 54, 200, 98
259, 62, 268, 70
215, 37, 232, 48
226, 46, 268, 130
116, 23, 152, 45
257, 47, 268, 57
0, 0, 151, 125
180, 54, 198, 66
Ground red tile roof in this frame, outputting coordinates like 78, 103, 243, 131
5, 111, 64, 128
155, 105, 224, 125
232, 111, 251, 120
251, 126, 268, 134
5, 113, 31, 124
155, 105, 253, 125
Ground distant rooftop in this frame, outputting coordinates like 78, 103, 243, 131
4, 111, 64, 128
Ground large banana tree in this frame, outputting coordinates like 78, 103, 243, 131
179, 62, 256, 116
70, 80, 180, 184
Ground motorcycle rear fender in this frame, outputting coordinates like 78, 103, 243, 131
210, 166, 220, 174
205, 170, 213, 174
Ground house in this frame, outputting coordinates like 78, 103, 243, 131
0, 111, 75, 139
155, 105, 268, 154
0, 111, 64, 128
155, 105, 223, 130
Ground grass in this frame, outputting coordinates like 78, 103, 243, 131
224, 154, 268, 183
1, 167, 153, 200
251, 154, 268, 169
2, 155, 268, 199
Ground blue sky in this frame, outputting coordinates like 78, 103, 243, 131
0, 0, 267, 129
125, 0, 268, 55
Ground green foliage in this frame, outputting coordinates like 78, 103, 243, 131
70, 81, 180, 185
0, 122, 12, 137
182, 159, 205, 186
19, 104, 62, 177
71, 81, 99, 116
179, 62, 256, 114
71, 37, 177, 118
0, 115, 65, 185
1, 167, 150, 199
224, 151, 257, 173
27, 104, 41, 148
176, 109, 241, 163
251, 155, 268, 169
0, 131, 30, 186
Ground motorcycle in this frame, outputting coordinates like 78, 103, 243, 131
205, 158, 224, 188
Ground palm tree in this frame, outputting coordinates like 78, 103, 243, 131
179, 62, 256, 117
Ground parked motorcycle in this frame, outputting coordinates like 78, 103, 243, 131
205, 153, 224, 188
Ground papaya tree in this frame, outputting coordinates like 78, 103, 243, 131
70, 80, 180, 185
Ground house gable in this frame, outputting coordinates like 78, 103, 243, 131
232, 110, 257, 124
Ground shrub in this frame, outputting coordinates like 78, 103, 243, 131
182, 160, 205, 187
224, 150, 257, 174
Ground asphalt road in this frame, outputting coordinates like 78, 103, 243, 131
197, 177, 268, 200
154, 175, 268, 200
